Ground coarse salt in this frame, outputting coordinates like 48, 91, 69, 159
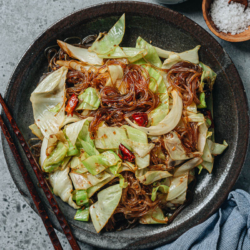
210, 0, 250, 35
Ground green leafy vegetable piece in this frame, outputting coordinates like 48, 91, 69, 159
70, 154, 88, 173
151, 185, 169, 201
167, 173, 188, 201
69, 172, 92, 190
197, 92, 207, 109
29, 124, 44, 140
89, 14, 125, 55
43, 141, 68, 173
140, 206, 166, 224
197, 164, 203, 175
98, 46, 147, 62
95, 127, 127, 149
49, 103, 61, 113
143, 65, 167, 93
87, 176, 116, 198
90, 184, 122, 233
122, 125, 150, 169
79, 139, 99, 156
207, 139, 228, 156
87, 171, 111, 186
30, 66, 67, 138
49, 167, 79, 209
74, 207, 90, 221
75, 190, 89, 206
137, 171, 172, 185
199, 62, 217, 92
57, 40, 103, 65
82, 151, 120, 175
135, 37, 162, 67
65, 133, 79, 157
149, 93, 169, 126
201, 161, 214, 173
82, 155, 109, 175
202, 141, 214, 163
76, 87, 100, 111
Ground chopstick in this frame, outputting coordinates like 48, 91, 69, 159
0, 115, 63, 250
0, 94, 80, 250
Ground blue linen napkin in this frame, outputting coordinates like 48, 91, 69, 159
157, 189, 250, 250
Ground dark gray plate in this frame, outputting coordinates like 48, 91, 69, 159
2, 2, 249, 249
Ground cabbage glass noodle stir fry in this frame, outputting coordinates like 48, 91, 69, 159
29, 14, 228, 233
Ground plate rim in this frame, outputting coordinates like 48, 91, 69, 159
1, 1, 249, 249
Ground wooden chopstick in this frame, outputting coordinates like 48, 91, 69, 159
0, 115, 63, 250
0, 94, 80, 250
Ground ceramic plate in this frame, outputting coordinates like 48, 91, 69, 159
2, 2, 249, 249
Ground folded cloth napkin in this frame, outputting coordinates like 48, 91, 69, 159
157, 189, 250, 250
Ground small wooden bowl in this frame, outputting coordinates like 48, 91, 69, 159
202, 0, 250, 42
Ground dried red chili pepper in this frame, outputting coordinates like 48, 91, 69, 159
118, 144, 135, 162
132, 113, 148, 127
65, 94, 78, 116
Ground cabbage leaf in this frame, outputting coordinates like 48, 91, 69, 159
49, 167, 79, 209
140, 206, 166, 224
57, 40, 103, 65
76, 87, 100, 110
137, 171, 172, 185
90, 184, 122, 233
135, 37, 162, 67
30, 66, 67, 138
89, 14, 125, 55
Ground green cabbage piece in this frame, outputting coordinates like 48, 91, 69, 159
95, 127, 127, 149
98, 46, 147, 62
87, 171, 111, 186
82, 151, 120, 175
140, 206, 166, 224
197, 92, 207, 109
167, 173, 188, 201
155, 45, 200, 63
49, 167, 79, 209
30, 66, 67, 138
202, 141, 214, 163
201, 161, 213, 173
199, 62, 217, 92
122, 125, 150, 169
65, 133, 79, 157
57, 40, 103, 65
90, 184, 122, 233
207, 139, 228, 156
164, 131, 201, 160
69, 172, 92, 190
29, 124, 44, 140
143, 65, 165, 93
137, 171, 172, 185
149, 93, 169, 126
70, 155, 88, 174
141, 65, 169, 126
89, 14, 125, 55
73, 190, 89, 206
74, 207, 90, 221
135, 37, 162, 67
43, 141, 69, 173
87, 176, 116, 198
76, 87, 100, 110
151, 185, 169, 201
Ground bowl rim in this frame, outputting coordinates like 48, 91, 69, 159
1, 1, 249, 249
202, 0, 250, 42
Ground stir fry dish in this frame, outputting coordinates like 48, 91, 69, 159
29, 14, 228, 233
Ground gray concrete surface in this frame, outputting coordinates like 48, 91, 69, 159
0, 0, 249, 249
